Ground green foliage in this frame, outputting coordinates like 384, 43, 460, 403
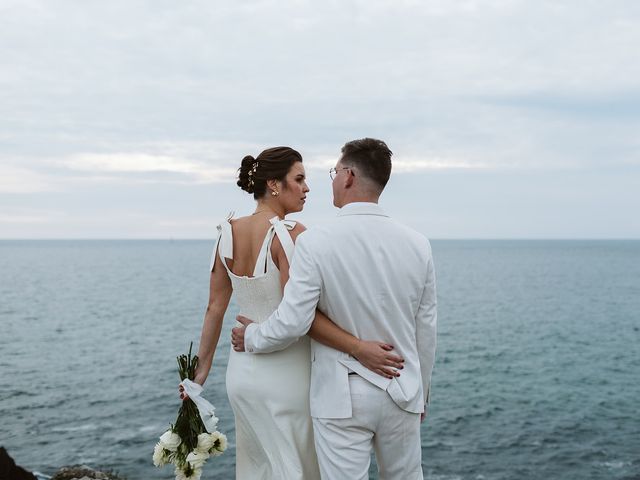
173, 343, 206, 456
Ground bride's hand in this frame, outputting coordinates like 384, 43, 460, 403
178, 384, 188, 401
178, 373, 206, 401
352, 341, 404, 379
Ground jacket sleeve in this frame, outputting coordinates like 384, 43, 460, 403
416, 242, 437, 406
244, 232, 322, 353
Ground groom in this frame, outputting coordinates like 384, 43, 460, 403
232, 138, 437, 479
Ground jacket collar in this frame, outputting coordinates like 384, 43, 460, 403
337, 202, 389, 217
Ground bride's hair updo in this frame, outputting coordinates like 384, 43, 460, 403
237, 147, 303, 199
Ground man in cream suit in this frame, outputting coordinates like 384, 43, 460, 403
232, 138, 437, 479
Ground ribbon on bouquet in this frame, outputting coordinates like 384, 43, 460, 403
180, 379, 219, 433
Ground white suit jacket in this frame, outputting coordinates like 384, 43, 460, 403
244, 202, 437, 419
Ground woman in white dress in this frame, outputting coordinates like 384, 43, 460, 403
182, 147, 404, 479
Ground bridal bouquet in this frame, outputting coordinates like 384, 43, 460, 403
153, 343, 227, 480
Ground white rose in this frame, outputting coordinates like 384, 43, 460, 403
186, 450, 209, 469
218, 432, 228, 451
152, 443, 168, 467
159, 430, 182, 452
175, 465, 202, 480
211, 431, 228, 455
174, 466, 188, 480
209, 413, 219, 431
196, 433, 216, 453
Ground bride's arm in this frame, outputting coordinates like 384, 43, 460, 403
273, 231, 404, 379
308, 312, 404, 379
193, 251, 233, 386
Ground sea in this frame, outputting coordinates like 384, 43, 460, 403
1, 239, 639, 480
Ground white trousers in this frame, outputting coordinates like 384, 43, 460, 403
312, 376, 424, 480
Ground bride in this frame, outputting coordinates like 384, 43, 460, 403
181, 146, 404, 479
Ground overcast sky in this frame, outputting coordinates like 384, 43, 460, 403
1, 0, 639, 239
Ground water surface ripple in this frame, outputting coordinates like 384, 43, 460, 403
1, 240, 638, 479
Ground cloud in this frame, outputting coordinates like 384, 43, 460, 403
59, 150, 488, 188
47, 140, 265, 185
0, 212, 56, 224
0, 165, 56, 193
392, 158, 491, 172
476, 91, 640, 120
1, 1, 639, 237
63, 152, 236, 184
0, 206, 67, 226
304, 153, 489, 172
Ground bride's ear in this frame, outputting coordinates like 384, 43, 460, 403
266, 179, 279, 195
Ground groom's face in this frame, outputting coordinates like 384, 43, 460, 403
331, 158, 348, 208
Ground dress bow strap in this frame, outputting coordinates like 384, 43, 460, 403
269, 217, 296, 265
209, 211, 234, 272
217, 220, 234, 260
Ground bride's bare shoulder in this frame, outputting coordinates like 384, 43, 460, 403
271, 223, 306, 256
289, 222, 306, 242
229, 215, 276, 245
228, 214, 259, 231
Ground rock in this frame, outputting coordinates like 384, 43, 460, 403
51, 465, 125, 480
0, 449, 125, 480
0, 447, 37, 480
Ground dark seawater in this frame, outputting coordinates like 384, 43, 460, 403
1, 240, 639, 480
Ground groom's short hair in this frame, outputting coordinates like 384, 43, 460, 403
341, 138, 392, 190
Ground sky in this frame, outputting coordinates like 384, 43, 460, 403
1, 0, 639, 239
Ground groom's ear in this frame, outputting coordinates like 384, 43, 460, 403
344, 171, 355, 188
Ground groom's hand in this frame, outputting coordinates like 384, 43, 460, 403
231, 315, 255, 352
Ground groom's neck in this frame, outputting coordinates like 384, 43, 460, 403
339, 192, 380, 207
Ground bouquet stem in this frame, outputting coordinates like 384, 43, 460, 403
174, 343, 206, 453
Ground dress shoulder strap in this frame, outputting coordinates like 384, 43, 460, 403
269, 216, 296, 264
209, 211, 234, 272
252, 216, 297, 276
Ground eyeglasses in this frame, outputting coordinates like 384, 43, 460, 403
329, 167, 353, 180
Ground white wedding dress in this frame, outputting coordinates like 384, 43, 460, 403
212, 215, 320, 480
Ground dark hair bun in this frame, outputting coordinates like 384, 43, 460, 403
237, 155, 256, 193
236, 147, 302, 199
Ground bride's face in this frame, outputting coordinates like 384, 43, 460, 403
277, 161, 309, 214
